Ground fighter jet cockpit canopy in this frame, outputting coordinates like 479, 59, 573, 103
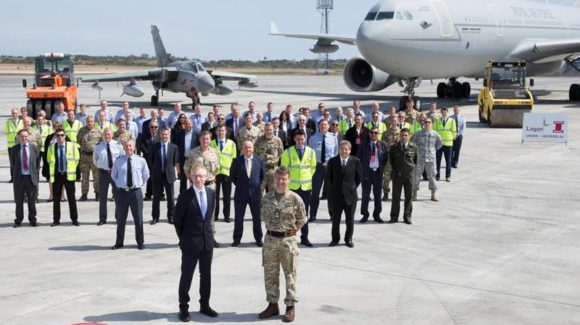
189, 62, 206, 73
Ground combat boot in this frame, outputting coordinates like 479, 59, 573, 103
382, 193, 389, 201
431, 191, 439, 202
412, 190, 417, 201
259, 303, 279, 319
283, 306, 295, 322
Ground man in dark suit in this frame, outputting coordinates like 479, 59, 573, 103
141, 120, 159, 200
326, 140, 362, 248
230, 140, 266, 247
225, 106, 244, 141
271, 118, 288, 149
344, 114, 370, 156
201, 112, 217, 132
175, 119, 197, 194
150, 128, 179, 224
212, 114, 235, 141
11, 129, 41, 227
287, 115, 314, 147
358, 127, 389, 223
174, 164, 219, 322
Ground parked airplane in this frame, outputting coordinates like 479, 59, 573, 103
271, 0, 580, 109
82, 25, 257, 106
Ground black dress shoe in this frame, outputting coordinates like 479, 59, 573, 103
50, 221, 60, 227
404, 219, 412, 225
435, 175, 440, 181
200, 305, 219, 318
178, 310, 190, 322
345, 240, 354, 248
138, 244, 145, 250
374, 218, 385, 224
13, 223, 21, 228
231, 241, 240, 247
213, 240, 221, 248
150, 219, 158, 225
47, 198, 53, 202
111, 244, 124, 250
224, 218, 231, 223
72, 220, 80, 226
144, 195, 152, 201
97, 221, 106, 226
328, 241, 339, 247
308, 216, 316, 222
30, 221, 37, 227
387, 219, 398, 224
300, 239, 313, 247
168, 218, 174, 224
255, 241, 263, 247
359, 216, 369, 223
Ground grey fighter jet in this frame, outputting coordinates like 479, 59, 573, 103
82, 25, 257, 106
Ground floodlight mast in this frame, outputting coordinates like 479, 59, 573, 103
316, 0, 333, 73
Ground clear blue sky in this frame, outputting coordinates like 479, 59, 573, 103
0, 0, 376, 60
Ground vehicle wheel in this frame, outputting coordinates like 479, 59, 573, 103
399, 96, 409, 111
437, 83, 447, 98
414, 97, 422, 111
487, 109, 493, 126
478, 104, 487, 123
34, 100, 45, 119
151, 95, 159, 106
569, 84, 580, 101
452, 83, 462, 98
461, 82, 471, 98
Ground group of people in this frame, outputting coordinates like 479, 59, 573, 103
5, 98, 465, 323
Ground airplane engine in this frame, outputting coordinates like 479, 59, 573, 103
122, 84, 144, 97
310, 44, 339, 54
211, 84, 234, 96
343, 57, 395, 92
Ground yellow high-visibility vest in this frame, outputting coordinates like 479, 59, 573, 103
4, 119, 23, 148
280, 146, 316, 191
365, 121, 387, 140
210, 139, 237, 176
434, 117, 457, 147
339, 118, 354, 134
47, 142, 80, 183
63, 120, 83, 143
33, 124, 53, 153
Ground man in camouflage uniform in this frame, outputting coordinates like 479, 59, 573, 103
425, 102, 440, 122
255, 123, 283, 193
411, 118, 442, 202
254, 112, 266, 135
77, 116, 102, 201
404, 98, 419, 125
259, 166, 306, 323
183, 130, 222, 247
237, 114, 261, 148
23, 117, 41, 148
113, 118, 134, 144
381, 115, 401, 201
389, 129, 417, 225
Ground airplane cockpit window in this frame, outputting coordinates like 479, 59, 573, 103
403, 11, 414, 20
395, 11, 404, 20
196, 64, 205, 72
376, 11, 394, 20
365, 11, 378, 21
191, 63, 199, 73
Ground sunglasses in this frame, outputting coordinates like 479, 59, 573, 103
56, 134, 65, 137
218, 118, 224, 120
371, 131, 379, 134
150, 126, 158, 129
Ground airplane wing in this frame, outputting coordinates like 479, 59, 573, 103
210, 70, 257, 81
508, 38, 580, 63
80, 67, 179, 82
269, 22, 356, 45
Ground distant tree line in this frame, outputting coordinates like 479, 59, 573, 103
0, 55, 347, 69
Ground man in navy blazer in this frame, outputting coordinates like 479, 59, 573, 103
358, 127, 389, 223
174, 120, 197, 194
174, 164, 218, 322
230, 140, 266, 247
10, 129, 41, 227
150, 128, 179, 224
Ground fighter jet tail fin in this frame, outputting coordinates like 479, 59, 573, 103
151, 25, 171, 67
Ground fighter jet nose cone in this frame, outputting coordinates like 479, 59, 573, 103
197, 74, 215, 93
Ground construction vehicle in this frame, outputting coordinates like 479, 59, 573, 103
22, 53, 77, 119
478, 60, 534, 127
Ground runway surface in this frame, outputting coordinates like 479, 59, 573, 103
0, 74, 579, 325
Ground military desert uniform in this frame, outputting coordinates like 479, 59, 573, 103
405, 109, 419, 125
381, 126, 400, 200
254, 121, 266, 135
261, 190, 306, 307
113, 130, 134, 145
237, 125, 261, 148
255, 135, 284, 192
77, 126, 102, 197
389, 141, 417, 223
411, 130, 442, 195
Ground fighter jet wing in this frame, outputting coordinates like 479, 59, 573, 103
80, 67, 179, 82
210, 70, 257, 81
508, 38, 580, 63
269, 22, 356, 45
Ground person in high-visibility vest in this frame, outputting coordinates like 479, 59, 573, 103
280, 129, 316, 247
434, 107, 457, 182
365, 112, 387, 140
5, 108, 24, 182
47, 128, 80, 227
63, 109, 83, 144
338, 108, 355, 134
210, 124, 237, 223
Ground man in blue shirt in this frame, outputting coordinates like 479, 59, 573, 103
451, 105, 466, 168
111, 139, 150, 250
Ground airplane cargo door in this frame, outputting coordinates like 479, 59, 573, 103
431, 0, 454, 37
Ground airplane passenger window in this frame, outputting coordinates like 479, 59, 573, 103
395, 11, 404, 20
365, 11, 378, 21
376, 11, 394, 20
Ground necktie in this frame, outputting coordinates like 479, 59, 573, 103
371, 142, 376, 158
219, 140, 224, 151
127, 157, 133, 188
59, 145, 66, 173
39, 126, 42, 135
298, 148, 304, 160
246, 158, 252, 178
106, 143, 113, 169
342, 159, 346, 168
348, 120, 352, 128
321, 134, 326, 163
161, 143, 167, 170
402, 143, 406, 151
23, 144, 29, 171
274, 130, 278, 137
442, 118, 446, 127
233, 119, 238, 135
454, 115, 459, 133
199, 190, 206, 220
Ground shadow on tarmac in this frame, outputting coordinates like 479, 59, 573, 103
49, 242, 178, 251
84, 310, 260, 323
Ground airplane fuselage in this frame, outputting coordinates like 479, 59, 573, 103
357, 0, 580, 79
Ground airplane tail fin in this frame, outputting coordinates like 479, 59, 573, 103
151, 25, 171, 67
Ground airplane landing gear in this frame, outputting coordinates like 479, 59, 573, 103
399, 78, 423, 111
569, 84, 580, 101
437, 79, 471, 99
151, 89, 160, 106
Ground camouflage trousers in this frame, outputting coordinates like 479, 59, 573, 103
261, 167, 276, 193
415, 160, 437, 192
382, 161, 393, 195
79, 154, 99, 195
263, 234, 299, 306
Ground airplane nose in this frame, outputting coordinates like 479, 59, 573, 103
196, 74, 215, 93
356, 22, 383, 61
